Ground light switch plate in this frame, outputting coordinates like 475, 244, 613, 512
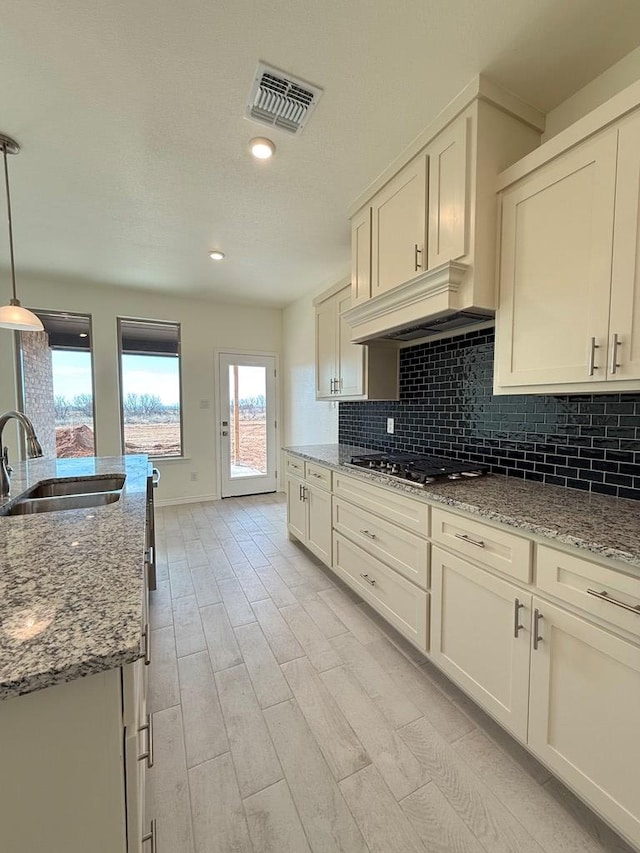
386, 417, 394, 434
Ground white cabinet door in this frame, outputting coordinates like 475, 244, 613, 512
336, 287, 364, 397
351, 206, 371, 305
306, 482, 332, 566
286, 475, 306, 542
608, 111, 640, 382
315, 296, 337, 398
427, 116, 468, 267
371, 153, 427, 297
431, 547, 531, 741
528, 599, 640, 848
495, 129, 618, 388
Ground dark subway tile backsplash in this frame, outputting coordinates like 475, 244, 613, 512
338, 328, 640, 500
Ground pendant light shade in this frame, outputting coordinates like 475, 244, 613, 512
0, 133, 43, 332
0, 299, 43, 331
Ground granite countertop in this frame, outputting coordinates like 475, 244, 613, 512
0, 455, 149, 700
284, 444, 640, 572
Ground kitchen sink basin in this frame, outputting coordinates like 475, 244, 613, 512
26, 475, 125, 498
4, 490, 122, 515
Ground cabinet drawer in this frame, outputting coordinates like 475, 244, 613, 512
305, 461, 331, 490
333, 532, 429, 651
536, 545, 640, 637
285, 454, 305, 476
431, 507, 532, 583
333, 497, 429, 589
333, 472, 429, 536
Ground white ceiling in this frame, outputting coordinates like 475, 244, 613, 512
1, 1, 640, 308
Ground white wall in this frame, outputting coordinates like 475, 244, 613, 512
282, 288, 337, 448
543, 44, 640, 140
0, 274, 282, 504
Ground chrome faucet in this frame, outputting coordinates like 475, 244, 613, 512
0, 410, 43, 498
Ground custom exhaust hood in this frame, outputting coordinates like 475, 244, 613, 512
342, 260, 494, 344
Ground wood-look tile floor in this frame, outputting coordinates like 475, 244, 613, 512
146, 494, 634, 853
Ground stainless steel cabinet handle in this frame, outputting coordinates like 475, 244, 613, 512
587, 588, 640, 614
142, 818, 157, 852
138, 712, 155, 768
310, 471, 324, 479
588, 337, 600, 376
301, 485, 308, 502
454, 532, 485, 548
298, 483, 303, 500
514, 598, 524, 638
360, 572, 376, 586
533, 609, 543, 650
610, 333, 621, 375
330, 378, 335, 394
142, 623, 151, 666
152, 467, 161, 486
414, 243, 423, 271
359, 529, 377, 539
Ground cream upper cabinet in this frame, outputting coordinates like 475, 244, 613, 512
315, 296, 337, 398
427, 116, 468, 267
351, 206, 372, 306
609, 110, 640, 382
528, 598, 640, 847
314, 282, 399, 401
345, 79, 542, 344
371, 153, 428, 298
495, 99, 640, 394
495, 129, 618, 390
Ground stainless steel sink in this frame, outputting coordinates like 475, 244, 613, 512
5, 490, 122, 515
27, 475, 125, 498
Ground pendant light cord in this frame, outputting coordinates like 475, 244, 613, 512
2, 142, 17, 303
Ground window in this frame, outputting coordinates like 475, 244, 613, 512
18, 310, 96, 458
118, 319, 182, 458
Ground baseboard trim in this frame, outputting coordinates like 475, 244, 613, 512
156, 493, 220, 507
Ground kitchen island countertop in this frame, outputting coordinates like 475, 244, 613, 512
0, 455, 148, 700
284, 444, 640, 571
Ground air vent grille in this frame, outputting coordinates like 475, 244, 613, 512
247, 63, 323, 135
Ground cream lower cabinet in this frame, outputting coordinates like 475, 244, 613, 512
528, 599, 640, 847
431, 546, 532, 741
285, 460, 332, 566
0, 661, 152, 853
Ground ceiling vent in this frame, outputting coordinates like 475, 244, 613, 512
246, 62, 323, 135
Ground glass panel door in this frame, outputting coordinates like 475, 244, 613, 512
219, 353, 277, 496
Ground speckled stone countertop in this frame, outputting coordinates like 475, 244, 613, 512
0, 455, 149, 700
284, 444, 640, 572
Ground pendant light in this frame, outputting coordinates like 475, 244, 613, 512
0, 134, 43, 331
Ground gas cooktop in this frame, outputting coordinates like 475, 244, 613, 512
347, 452, 488, 487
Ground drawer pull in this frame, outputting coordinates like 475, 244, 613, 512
513, 598, 524, 638
138, 712, 155, 768
587, 588, 640, 614
455, 532, 485, 548
360, 529, 377, 540
533, 609, 543, 650
142, 623, 151, 666
310, 471, 324, 479
142, 818, 157, 852
360, 572, 376, 586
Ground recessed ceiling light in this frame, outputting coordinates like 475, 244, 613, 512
249, 137, 276, 160
209, 250, 225, 261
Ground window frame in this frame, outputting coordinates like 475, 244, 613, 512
117, 316, 184, 460
15, 309, 98, 460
